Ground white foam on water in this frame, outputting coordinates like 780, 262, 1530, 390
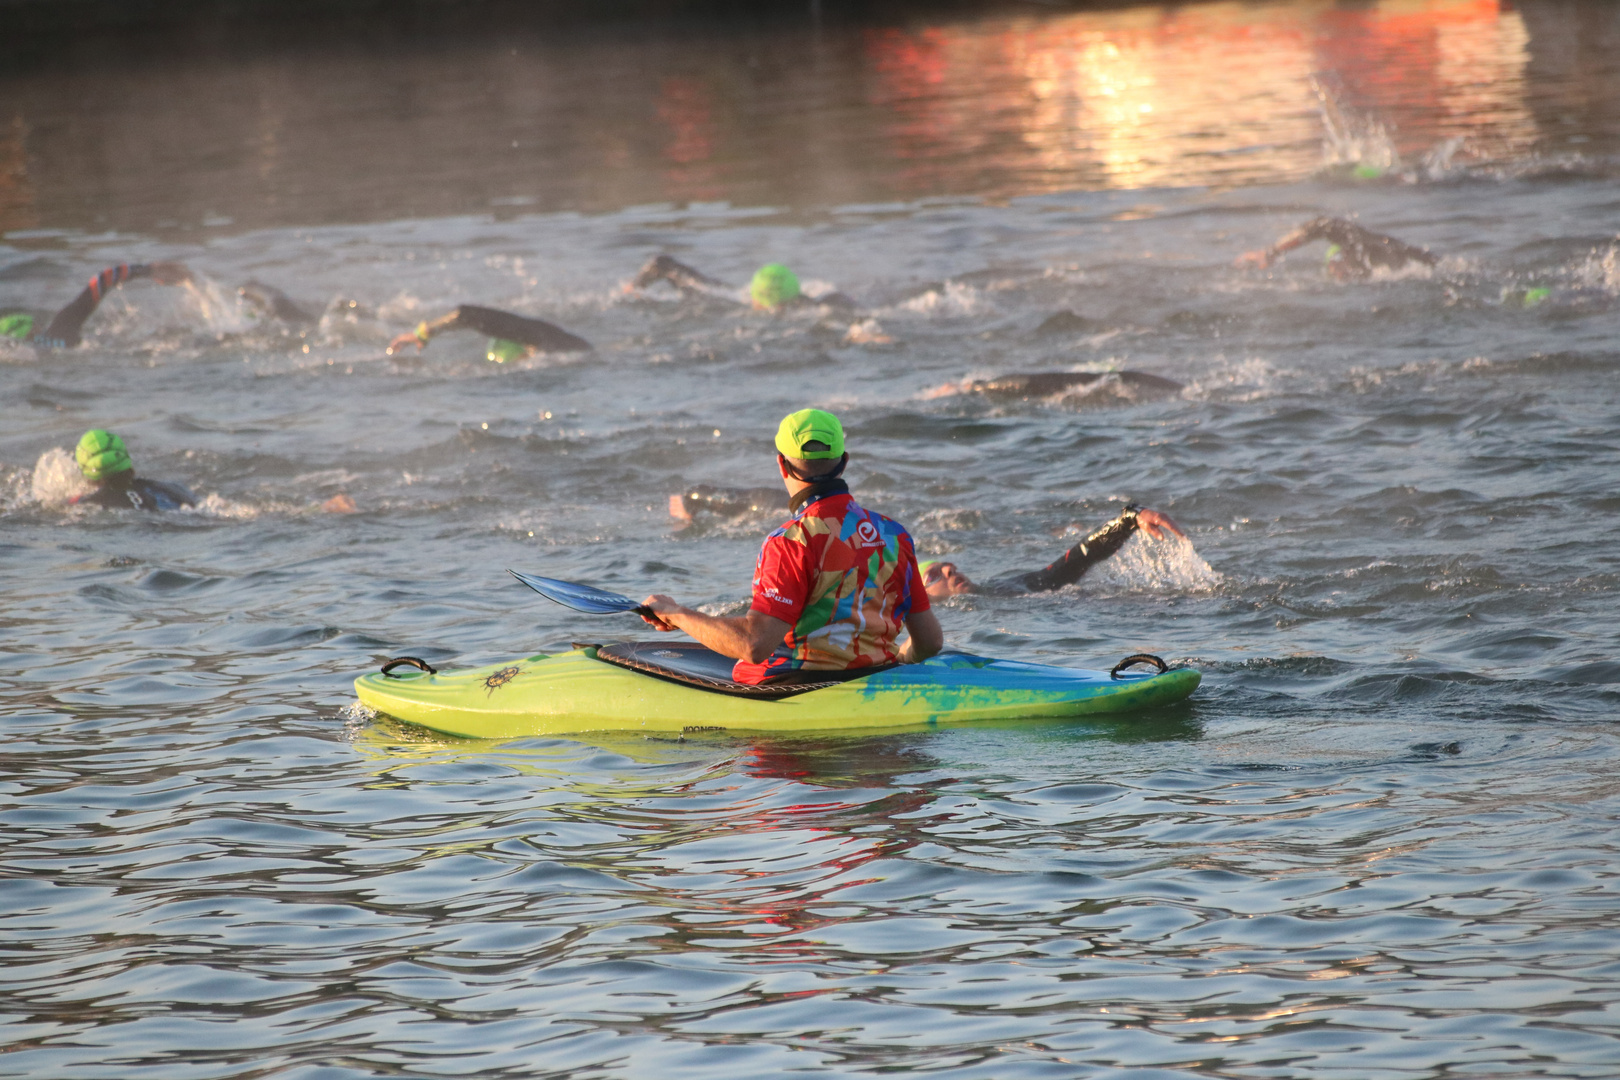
1092, 532, 1223, 593
1181, 356, 1295, 403
184, 493, 263, 520
30, 447, 94, 507
1573, 242, 1620, 293
893, 280, 985, 317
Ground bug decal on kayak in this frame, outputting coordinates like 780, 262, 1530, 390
484, 666, 522, 695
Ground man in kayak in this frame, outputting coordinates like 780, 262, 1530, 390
919, 504, 1184, 599
631, 254, 857, 311
68, 429, 198, 511
385, 304, 591, 361
640, 408, 943, 683
1235, 217, 1439, 280
1, 262, 195, 348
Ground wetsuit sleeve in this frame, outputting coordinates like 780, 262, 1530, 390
1265, 217, 1338, 260
749, 533, 812, 624
447, 305, 591, 352
1013, 507, 1141, 593
40, 264, 151, 347
633, 254, 725, 292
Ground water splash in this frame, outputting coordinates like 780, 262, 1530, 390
1094, 533, 1222, 592
184, 493, 262, 520
1312, 78, 1398, 177
30, 447, 94, 506
1181, 356, 1295, 404
182, 277, 259, 335
894, 281, 985, 316
1573, 242, 1620, 294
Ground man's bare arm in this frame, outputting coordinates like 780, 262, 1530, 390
897, 608, 943, 664
640, 594, 790, 664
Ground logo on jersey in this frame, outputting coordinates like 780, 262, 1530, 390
854, 520, 880, 547
761, 585, 796, 607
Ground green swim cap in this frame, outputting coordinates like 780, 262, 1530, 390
0, 312, 34, 340
1353, 163, 1386, 180
1522, 287, 1552, 308
1323, 243, 1343, 264
750, 263, 800, 310
486, 338, 528, 363
774, 408, 845, 460
917, 560, 940, 576
75, 429, 133, 481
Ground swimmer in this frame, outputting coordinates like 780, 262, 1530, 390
631, 254, 857, 311
957, 370, 1183, 400
668, 484, 785, 525
1, 262, 194, 348
61, 429, 356, 514
920, 504, 1183, 598
386, 304, 591, 361
68, 430, 198, 512
1236, 217, 1439, 280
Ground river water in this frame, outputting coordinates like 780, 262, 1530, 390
4, 1, 1620, 1076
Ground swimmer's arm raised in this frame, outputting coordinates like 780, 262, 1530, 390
40, 261, 192, 347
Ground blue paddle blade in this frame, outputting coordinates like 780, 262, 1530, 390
508, 570, 648, 616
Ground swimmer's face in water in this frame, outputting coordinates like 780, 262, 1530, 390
923, 561, 974, 599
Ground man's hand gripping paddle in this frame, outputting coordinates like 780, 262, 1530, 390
508, 571, 669, 627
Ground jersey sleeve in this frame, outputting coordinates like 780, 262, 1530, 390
749, 532, 813, 623
900, 535, 932, 614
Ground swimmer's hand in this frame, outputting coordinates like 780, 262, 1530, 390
321, 493, 357, 514
149, 261, 194, 285
1135, 508, 1185, 541
386, 330, 424, 355
1234, 249, 1273, 269
639, 594, 682, 632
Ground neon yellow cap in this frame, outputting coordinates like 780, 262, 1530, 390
774, 408, 845, 460
75, 429, 133, 481
750, 264, 800, 310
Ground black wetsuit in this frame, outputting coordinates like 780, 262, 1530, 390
426, 304, 591, 352
978, 507, 1145, 595
2, 264, 167, 348
1266, 217, 1438, 277
72, 473, 198, 512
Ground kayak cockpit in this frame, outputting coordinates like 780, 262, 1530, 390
591, 640, 893, 700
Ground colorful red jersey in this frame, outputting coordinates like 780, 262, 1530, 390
734, 486, 931, 684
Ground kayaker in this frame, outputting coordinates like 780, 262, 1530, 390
385, 304, 592, 361
1235, 217, 1439, 280
640, 408, 943, 683
919, 504, 1184, 598
1, 262, 195, 349
68, 429, 198, 512
630, 254, 857, 311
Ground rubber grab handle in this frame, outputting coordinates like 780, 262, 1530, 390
380, 656, 438, 678
1110, 653, 1169, 679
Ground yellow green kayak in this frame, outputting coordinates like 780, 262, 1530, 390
353, 641, 1200, 739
